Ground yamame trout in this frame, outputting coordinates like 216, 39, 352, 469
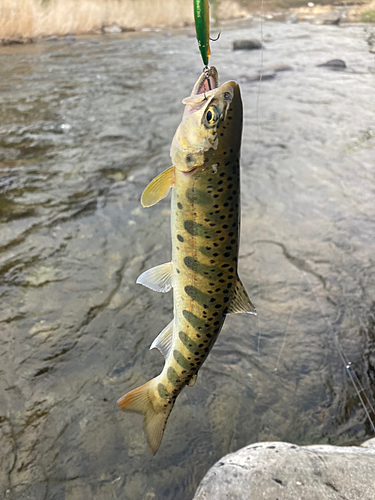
118, 67, 256, 454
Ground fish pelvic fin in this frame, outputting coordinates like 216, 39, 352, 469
150, 319, 174, 358
141, 166, 174, 208
227, 276, 257, 315
117, 377, 172, 455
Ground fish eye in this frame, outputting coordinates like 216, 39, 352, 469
204, 105, 220, 128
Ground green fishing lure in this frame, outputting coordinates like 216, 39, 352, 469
193, 0, 210, 66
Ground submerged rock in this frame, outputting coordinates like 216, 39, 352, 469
193, 439, 375, 500
265, 64, 293, 72
233, 39, 263, 51
317, 59, 346, 70
240, 71, 276, 83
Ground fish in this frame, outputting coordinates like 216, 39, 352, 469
117, 66, 256, 455
193, 0, 210, 66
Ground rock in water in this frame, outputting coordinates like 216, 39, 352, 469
102, 22, 122, 34
240, 71, 276, 83
193, 439, 375, 500
314, 9, 343, 25
317, 59, 346, 70
233, 39, 263, 51
265, 64, 293, 72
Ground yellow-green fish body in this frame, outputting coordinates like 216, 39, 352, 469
118, 67, 256, 454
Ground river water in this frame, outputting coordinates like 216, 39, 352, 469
0, 18, 374, 500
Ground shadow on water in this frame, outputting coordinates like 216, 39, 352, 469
0, 21, 374, 500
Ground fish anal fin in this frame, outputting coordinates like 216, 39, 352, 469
117, 377, 171, 455
150, 320, 174, 358
141, 166, 174, 208
227, 277, 257, 315
137, 262, 173, 293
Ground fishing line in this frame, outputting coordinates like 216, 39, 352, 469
256, 0, 265, 147
304, 273, 375, 433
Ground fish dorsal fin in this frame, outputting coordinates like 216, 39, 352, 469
141, 166, 174, 208
136, 262, 173, 293
150, 320, 174, 358
227, 277, 257, 315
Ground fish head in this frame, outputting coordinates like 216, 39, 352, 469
170, 68, 242, 173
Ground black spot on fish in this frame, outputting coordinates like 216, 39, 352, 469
177, 202, 183, 209
177, 234, 184, 242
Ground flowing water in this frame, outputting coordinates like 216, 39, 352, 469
0, 19, 374, 500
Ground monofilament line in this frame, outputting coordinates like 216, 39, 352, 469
256, 0, 264, 147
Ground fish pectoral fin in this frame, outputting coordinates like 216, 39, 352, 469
141, 166, 174, 207
150, 320, 174, 358
187, 374, 197, 387
136, 262, 173, 293
227, 277, 257, 315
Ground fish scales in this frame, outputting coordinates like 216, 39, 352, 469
118, 67, 256, 454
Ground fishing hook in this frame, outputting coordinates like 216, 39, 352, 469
210, 32, 221, 42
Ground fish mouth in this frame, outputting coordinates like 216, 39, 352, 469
181, 167, 197, 176
190, 66, 219, 96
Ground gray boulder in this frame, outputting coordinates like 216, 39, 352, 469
314, 9, 343, 25
317, 59, 346, 70
233, 39, 263, 51
193, 439, 375, 500
102, 22, 122, 34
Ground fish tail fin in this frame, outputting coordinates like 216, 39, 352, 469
117, 377, 171, 455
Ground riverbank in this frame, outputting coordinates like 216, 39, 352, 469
1, 0, 375, 46
0, 0, 246, 44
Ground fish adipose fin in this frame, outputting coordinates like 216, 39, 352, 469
137, 262, 173, 293
117, 378, 171, 455
227, 277, 257, 315
150, 320, 174, 358
141, 166, 174, 207
187, 373, 197, 387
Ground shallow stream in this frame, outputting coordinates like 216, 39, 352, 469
0, 19, 374, 500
